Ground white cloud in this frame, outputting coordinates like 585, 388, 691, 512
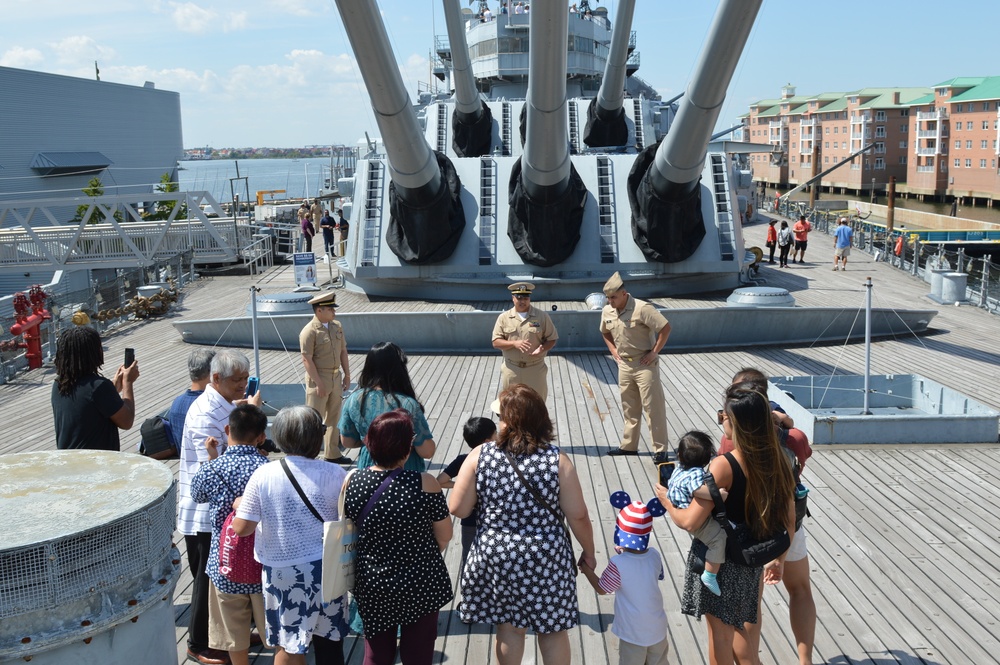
0, 46, 45, 68
224, 10, 249, 32
48, 36, 116, 65
169, 1, 217, 34
270, 0, 316, 18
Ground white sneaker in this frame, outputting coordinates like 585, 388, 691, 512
832, 266, 839, 271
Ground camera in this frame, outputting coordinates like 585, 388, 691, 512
258, 438, 280, 454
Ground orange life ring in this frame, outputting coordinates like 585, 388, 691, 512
894, 235, 904, 256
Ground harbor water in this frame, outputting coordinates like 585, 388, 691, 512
177, 157, 337, 202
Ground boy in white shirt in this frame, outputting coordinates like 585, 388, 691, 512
580, 491, 669, 665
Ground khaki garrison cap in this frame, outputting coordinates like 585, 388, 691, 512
308, 292, 338, 307
602, 272, 624, 296
508, 282, 535, 295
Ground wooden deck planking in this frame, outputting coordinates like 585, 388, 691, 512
3, 219, 1000, 664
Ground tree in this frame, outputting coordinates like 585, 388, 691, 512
71, 177, 124, 225
144, 172, 188, 221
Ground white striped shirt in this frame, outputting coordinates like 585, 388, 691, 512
177, 385, 234, 536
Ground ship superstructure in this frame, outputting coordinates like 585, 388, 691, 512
331, 0, 763, 299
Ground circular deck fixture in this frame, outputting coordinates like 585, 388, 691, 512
726, 286, 795, 308
247, 292, 316, 315
0, 451, 179, 664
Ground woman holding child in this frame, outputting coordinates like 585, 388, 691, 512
449, 384, 595, 665
657, 383, 796, 665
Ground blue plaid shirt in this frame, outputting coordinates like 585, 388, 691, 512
666, 466, 707, 509
190, 444, 269, 594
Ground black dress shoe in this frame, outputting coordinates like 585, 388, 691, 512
325, 455, 353, 465
187, 648, 230, 665
652, 452, 671, 465
607, 448, 639, 457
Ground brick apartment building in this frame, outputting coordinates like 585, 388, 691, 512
745, 84, 930, 198
905, 76, 1000, 205
744, 78, 1000, 205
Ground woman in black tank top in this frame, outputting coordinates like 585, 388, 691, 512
659, 384, 795, 665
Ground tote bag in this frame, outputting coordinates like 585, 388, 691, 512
321, 470, 357, 602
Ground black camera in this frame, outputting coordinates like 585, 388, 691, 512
258, 438, 280, 454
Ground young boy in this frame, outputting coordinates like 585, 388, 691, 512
580, 492, 669, 665
665, 431, 727, 596
437, 416, 496, 572
190, 404, 271, 665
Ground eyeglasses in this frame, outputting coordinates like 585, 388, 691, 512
717, 409, 726, 425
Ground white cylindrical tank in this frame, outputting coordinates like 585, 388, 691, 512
0, 451, 180, 665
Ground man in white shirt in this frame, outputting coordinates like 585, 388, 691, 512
179, 349, 262, 665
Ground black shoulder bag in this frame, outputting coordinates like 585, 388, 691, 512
703, 473, 790, 567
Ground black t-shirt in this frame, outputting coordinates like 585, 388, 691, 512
51, 374, 124, 451
444, 453, 478, 527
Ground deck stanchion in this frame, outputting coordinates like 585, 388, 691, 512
863, 276, 873, 416
250, 285, 261, 379
981, 255, 991, 308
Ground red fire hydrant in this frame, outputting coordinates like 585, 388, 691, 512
8, 285, 51, 370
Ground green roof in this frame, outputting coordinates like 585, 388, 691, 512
904, 92, 936, 106
949, 76, 1000, 102
933, 76, 989, 89
818, 96, 848, 112
756, 105, 784, 118
856, 87, 933, 108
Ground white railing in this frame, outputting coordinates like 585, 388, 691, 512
917, 129, 939, 138
915, 146, 941, 156
915, 165, 936, 172
0, 191, 240, 273
917, 110, 947, 121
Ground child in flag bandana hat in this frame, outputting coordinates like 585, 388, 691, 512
579, 491, 670, 665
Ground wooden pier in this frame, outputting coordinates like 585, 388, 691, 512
2, 221, 998, 664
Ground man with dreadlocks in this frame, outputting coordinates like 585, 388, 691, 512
51, 326, 139, 450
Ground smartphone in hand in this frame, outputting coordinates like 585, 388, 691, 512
245, 376, 259, 398
124, 348, 135, 368
657, 461, 676, 486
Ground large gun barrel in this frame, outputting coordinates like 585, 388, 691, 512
443, 0, 492, 157
507, 0, 588, 266
584, 0, 636, 147
627, 0, 762, 264
443, 0, 482, 121
333, 0, 465, 263
649, 0, 762, 198
522, 1, 571, 197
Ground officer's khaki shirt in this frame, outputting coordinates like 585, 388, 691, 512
492, 305, 558, 366
299, 316, 344, 372
599, 296, 668, 359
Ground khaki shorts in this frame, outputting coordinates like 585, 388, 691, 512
835, 246, 851, 258
208, 583, 268, 651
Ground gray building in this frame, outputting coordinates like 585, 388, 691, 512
0, 66, 183, 295
0, 66, 183, 206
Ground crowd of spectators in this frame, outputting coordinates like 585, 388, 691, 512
50, 309, 812, 665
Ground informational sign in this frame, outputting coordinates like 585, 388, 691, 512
294, 252, 317, 285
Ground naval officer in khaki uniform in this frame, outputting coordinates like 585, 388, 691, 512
599, 272, 671, 464
299, 292, 351, 463
491, 282, 559, 401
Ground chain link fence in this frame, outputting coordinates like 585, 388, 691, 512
770, 197, 1000, 316
0, 250, 195, 384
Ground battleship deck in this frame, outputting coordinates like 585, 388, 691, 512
2, 221, 999, 664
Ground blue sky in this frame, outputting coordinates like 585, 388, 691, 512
3, 0, 997, 149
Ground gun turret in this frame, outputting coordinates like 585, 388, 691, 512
583, 0, 636, 148
507, 1, 589, 266
443, 0, 493, 157
333, 0, 464, 263
628, 0, 762, 262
